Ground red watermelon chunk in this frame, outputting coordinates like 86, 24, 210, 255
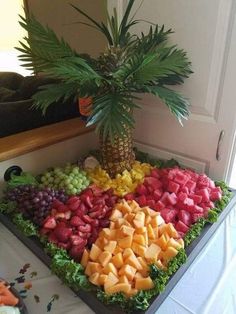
150, 168, 160, 178
167, 192, 177, 205
188, 204, 204, 214
160, 191, 170, 204
160, 208, 178, 223
178, 210, 192, 226
197, 188, 210, 202
208, 180, 216, 189
183, 197, 194, 207
189, 194, 202, 204
181, 186, 190, 195
168, 181, 180, 194
210, 191, 222, 202
147, 199, 156, 209
124, 193, 135, 201
136, 184, 148, 196
174, 172, 189, 186
197, 175, 210, 187
154, 200, 165, 211
144, 177, 162, 189
185, 180, 196, 192
153, 189, 162, 201
192, 213, 204, 223
175, 221, 189, 234
178, 192, 188, 202
136, 195, 147, 207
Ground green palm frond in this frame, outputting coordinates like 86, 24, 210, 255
87, 93, 140, 141
32, 82, 78, 114
143, 85, 190, 124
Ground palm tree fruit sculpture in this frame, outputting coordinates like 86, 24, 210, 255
17, 0, 192, 177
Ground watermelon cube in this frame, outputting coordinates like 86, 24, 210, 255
144, 177, 162, 189
197, 175, 210, 187
167, 192, 177, 205
168, 181, 180, 194
147, 199, 156, 209
178, 192, 188, 202
185, 180, 196, 192
160, 191, 170, 205
197, 188, 210, 202
183, 197, 194, 207
136, 195, 147, 207
154, 200, 165, 211
192, 213, 204, 223
124, 193, 135, 201
210, 191, 222, 202
175, 221, 189, 234
174, 173, 189, 186
150, 168, 160, 178
178, 210, 192, 226
153, 189, 162, 201
181, 186, 190, 195
189, 194, 202, 204
208, 180, 216, 189
160, 208, 178, 223
136, 184, 148, 196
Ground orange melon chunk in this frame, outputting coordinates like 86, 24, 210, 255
106, 283, 131, 295
135, 277, 154, 290
90, 244, 102, 261
112, 253, 124, 268
80, 249, 89, 268
98, 251, 112, 267
104, 241, 117, 254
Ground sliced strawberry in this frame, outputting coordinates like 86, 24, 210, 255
78, 224, 92, 233
54, 227, 72, 243
43, 217, 56, 229
70, 216, 85, 227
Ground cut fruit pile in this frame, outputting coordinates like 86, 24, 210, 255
82, 200, 184, 296
3, 161, 224, 302
125, 167, 222, 237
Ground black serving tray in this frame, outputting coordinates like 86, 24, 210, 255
1, 190, 235, 314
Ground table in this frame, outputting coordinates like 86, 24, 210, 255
0, 203, 236, 314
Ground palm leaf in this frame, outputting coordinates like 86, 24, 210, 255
143, 85, 190, 124
32, 82, 78, 114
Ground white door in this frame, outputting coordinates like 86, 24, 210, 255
110, 0, 236, 182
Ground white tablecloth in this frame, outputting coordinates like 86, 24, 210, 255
1, 203, 236, 314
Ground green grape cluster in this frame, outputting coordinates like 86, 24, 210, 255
40, 163, 90, 195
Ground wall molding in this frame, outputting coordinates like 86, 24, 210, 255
135, 140, 208, 174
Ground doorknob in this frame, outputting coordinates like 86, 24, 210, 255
216, 130, 225, 161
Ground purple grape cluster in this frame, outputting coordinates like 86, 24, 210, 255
6, 185, 67, 226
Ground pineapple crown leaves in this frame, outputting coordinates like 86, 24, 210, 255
17, 0, 193, 141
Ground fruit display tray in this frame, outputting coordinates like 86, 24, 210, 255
1, 189, 235, 314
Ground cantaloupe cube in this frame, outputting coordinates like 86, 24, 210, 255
101, 228, 112, 239
110, 221, 116, 229
120, 201, 132, 213
112, 253, 124, 268
136, 226, 147, 234
119, 264, 136, 281
104, 241, 117, 254
80, 249, 89, 268
133, 212, 145, 228
155, 259, 166, 270
124, 213, 135, 223
99, 251, 112, 267
133, 234, 146, 246
167, 238, 182, 250
151, 216, 160, 228
123, 248, 134, 259
135, 277, 154, 290
90, 244, 102, 261
120, 225, 135, 236
177, 238, 185, 248
85, 263, 92, 276
153, 227, 159, 239
156, 234, 168, 250
164, 247, 178, 261
110, 209, 123, 221
94, 238, 104, 249
104, 272, 119, 290
158, 224, 167, 236
103, 262, 118, 276
118, 235, 133, 249
113, 246, 123, 255
101, 237, 109, 247
129, 200, 140, 212
165, 223, 179, 238
119, 275, 129, 284
99, 274, 108, 285
143, 207, 157, 217
89, 272, 100, 286
134, 272, 143, 279
125, 254, 142, 270
147, 224, 155, 239
145, 243, 161, 262
115, 218, 125, 228
87, 262, 102, 274
137, 257, 149, 277
106, 283, 131, 295
145, 215, 152, 225
132, 243, 146, 258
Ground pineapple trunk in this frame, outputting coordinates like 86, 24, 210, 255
99, 127, 135, 178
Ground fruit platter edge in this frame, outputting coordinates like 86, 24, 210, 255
1, 190, 235, 314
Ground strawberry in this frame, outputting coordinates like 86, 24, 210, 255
69, 245, 85, 261
78, 224, 92, 233
70, 216, 85, 227
48, 232, 58, 244
70, 235, 87, 246
54, 227, 72, 243
43, 217, 56, 229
